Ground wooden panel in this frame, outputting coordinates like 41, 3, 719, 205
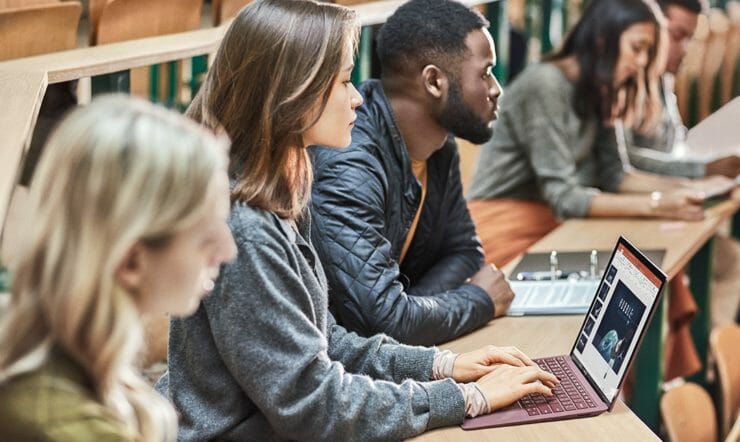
0, 2, 81, 61
660, 383, 717, 442
0, 0, 59, 8
213, 0, 251, 26
94, 0, 203, 44
0, 26, 226, 83
0, 71, 46, 249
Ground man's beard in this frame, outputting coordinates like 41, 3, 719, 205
438, 80, 493, 144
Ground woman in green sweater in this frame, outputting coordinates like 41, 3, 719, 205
0, 96, 236, 441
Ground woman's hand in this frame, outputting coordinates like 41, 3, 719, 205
452, 345, 537, 383
648, 189, 705, 221
476, 364, 559, 412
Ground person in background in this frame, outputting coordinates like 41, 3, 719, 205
467, 0, 735, 268
626, 0, 740, 178
310, 0, 512, 346
158, 0, 557, 439
0, 95, 236, 441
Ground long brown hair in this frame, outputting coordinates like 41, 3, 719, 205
189, 0, 358, 219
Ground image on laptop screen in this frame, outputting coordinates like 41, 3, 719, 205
571, 242, 663, 403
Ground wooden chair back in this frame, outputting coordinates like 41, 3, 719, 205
0, 2, 81, 61
721, 1, 740, 104
661, 382, 717, 442
711, 324, 740, 438
213, 0, 250, 26
93, 0, 203, 45
698, 8, 730, 120
0, 0, 59, 8
675, 12, 708, 126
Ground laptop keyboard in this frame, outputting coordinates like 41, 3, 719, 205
516, 356, 597, 416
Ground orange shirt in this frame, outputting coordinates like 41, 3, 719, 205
399, 159, 428, 264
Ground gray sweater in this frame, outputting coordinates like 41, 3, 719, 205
156, 203, 465, 441
467, 63, 625, 218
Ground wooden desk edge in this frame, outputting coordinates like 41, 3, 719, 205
0, 71, 47, 250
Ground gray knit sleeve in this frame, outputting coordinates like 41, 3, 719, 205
200, 213, 465, 440
326, 313, 437, 382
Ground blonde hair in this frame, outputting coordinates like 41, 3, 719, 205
188, 0, 359, 219
0, 95, 229, 441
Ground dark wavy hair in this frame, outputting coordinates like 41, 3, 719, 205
545, 0, 666, 130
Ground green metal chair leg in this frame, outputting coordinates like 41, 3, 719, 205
688, 238, 714, 386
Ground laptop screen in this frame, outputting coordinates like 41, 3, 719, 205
570, 238, 665, 403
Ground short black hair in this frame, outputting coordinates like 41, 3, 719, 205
657, 0, 704, 14
376, 0, 489, 78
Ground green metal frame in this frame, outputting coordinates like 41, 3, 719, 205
91, 70, 130, 95
687, 239, 714, 386
352, 25, 374, 85
486, 0, 510, 85
630, 284, 666, 432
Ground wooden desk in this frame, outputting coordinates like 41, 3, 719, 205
526, 198, 739, 429
413, 197, 738, 440
409, 316, 658, 441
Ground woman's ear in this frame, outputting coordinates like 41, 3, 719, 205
115, 243, 144, 295
421, 64, 448, 100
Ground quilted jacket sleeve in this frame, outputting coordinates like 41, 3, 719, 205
310, 149, 493, 346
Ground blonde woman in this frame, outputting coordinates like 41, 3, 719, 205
159, 0, 557, 440
0, 95, 236, 441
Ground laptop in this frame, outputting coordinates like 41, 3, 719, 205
462, 236, 666, 430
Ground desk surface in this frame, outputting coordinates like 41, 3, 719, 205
409, 316, 658, 441
530, 197, 740, 279
410, 198, 738, 441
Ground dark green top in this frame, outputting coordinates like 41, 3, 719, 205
0, 346, 132, 441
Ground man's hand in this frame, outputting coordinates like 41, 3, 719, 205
451, 345, 536, 382
469, 264, 514, 317
706, 155, 740, 178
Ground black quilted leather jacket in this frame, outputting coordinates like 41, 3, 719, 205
309, 80, 494, 346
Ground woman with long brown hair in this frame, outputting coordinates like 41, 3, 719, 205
159, 0, 558, 439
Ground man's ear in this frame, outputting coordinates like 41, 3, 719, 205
115, 242, 145, 295
421, 64, 448, 100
